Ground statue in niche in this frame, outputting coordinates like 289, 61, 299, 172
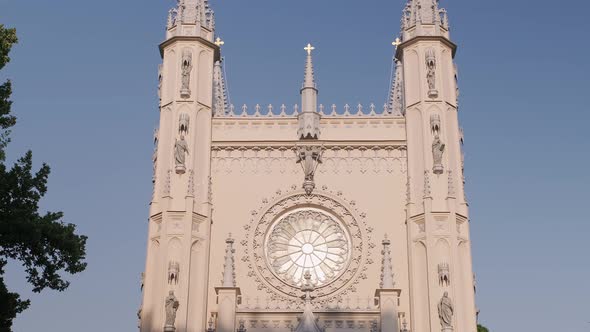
438, 263, 450, 286
426, 48, 438, 98
296, 145, 323, 195
174, 135, 189, 174
438, 292, 454, 331
179, 113, 190, 135
432, 136, 446, 175
164, 291, 180, 331
180, 48, 193, 98
431, 114, 445, 175
168, 261, 180, 285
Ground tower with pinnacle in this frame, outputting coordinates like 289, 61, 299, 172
140, 1, 477, 332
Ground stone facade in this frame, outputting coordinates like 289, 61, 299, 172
139, 1, 477, 332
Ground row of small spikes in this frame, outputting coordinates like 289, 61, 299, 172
215, 103, 402, 117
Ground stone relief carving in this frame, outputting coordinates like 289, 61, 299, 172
431, 114, 445, 175
206, 316, 216, 332
179, 113, 190, 135
438, 263, 450, 286
426, 48, 438, 98
242, 185, 374, 309
187, 170, 195, 196
174, 136, 189, 174
237, 319, 247, 332
168, 261, 180, 285
295, 145, 323, 194
164, 291, 180, 331
438, 292, 454, 331
423, 170, 432, 198
163, 170, 172, 196
211, 146, 406, 175
180, 48, 193, 98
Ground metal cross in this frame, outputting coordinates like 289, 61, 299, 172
215, 37, 225, 47
304, 43, 315, 55
392, 37, 402, 48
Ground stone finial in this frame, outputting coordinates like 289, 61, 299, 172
388, 59, 405, 116
298, 43, 321, 140
380, 235, 395, 289
221, 234, 236, 287
213, 60, 229, 116
400, 0, 449, 40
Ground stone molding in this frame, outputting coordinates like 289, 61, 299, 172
211, 145, 407, 175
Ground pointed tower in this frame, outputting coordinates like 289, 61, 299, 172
298, 44, 320, 140
140, 0, 221, 331
397, 1, 477, 331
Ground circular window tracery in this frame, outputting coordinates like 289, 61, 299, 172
266, 209, 351, 287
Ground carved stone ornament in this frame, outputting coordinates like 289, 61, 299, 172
242, 185, 374, 309
168, 261, 180, 285
438, 292, 454, 331
438, 263, 450, 286
174, 135, 189, 174
164, 290, 180, 331
431, 114, 445, 175
426, 48, 438, 98
295, 145, 323, 195
180, 48, 193, 98
179, 113, 190, 135
294, 271, 323, 332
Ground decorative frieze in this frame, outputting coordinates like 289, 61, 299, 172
211, 146, 406, 175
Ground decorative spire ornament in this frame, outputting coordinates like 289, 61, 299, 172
221, 234, 236, 287
380, 235, 395, 289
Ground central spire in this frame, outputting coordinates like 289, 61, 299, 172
298, 43, 320, 140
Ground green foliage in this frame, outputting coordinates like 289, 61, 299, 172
0, 25, 87, 331
0, 26, 17, 162
477, 324, 490, 332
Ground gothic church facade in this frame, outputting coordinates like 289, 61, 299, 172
140, 1, 478, 332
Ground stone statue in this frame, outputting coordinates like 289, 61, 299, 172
174, 135, 189, 174
438, 292, 454, 331
180, 48, 192, 98
296, 145, 323, 195
164, 291, 180, 330
432, 136, 445, 174
426, 48, 438, 98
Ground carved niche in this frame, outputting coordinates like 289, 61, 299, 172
438, 263, 450, 286
168, 261, 180, 285
180, 48, 193, 98
426, 48, 438, 98
179, 113, 190, 135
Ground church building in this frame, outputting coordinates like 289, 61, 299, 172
139, 1, 478, 332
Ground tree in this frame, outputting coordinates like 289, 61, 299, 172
0, 25, 87, 331
477, 324, 489, 332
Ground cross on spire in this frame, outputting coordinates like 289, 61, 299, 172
215, 37, 225, 47
392, 37, 402, 49
304, 43, 315, 56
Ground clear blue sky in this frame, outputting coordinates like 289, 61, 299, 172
1, 1, 589, 331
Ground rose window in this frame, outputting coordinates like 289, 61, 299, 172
265, 209, 351, 287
